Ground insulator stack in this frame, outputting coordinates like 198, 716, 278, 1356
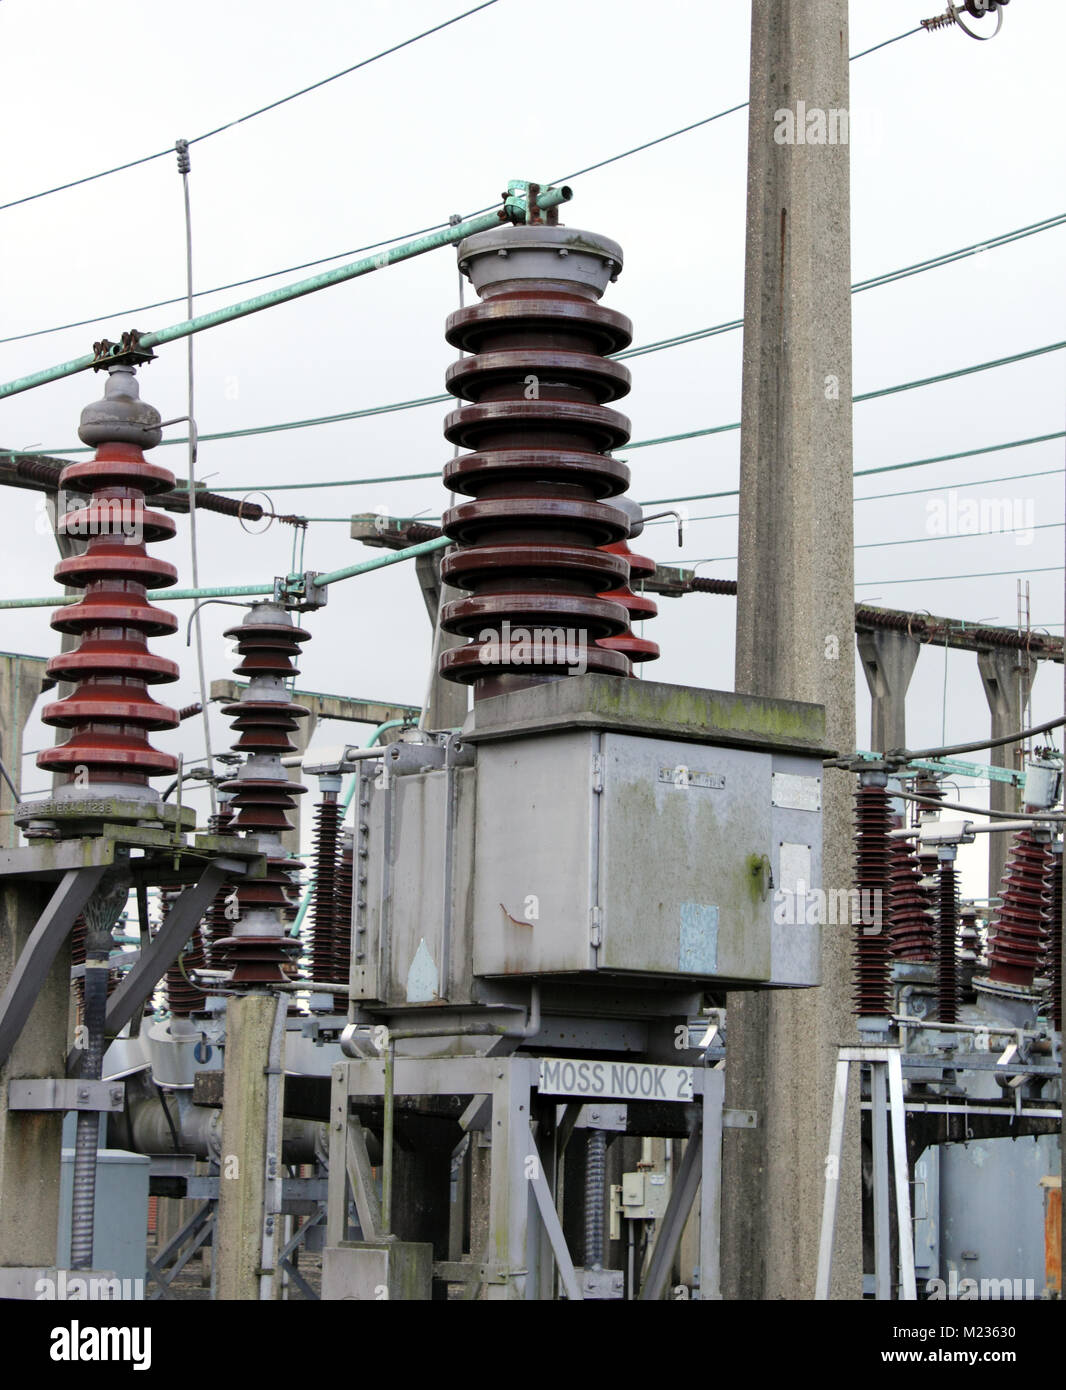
203, 793, 236, 970
310, 781, 342, 983
886, 834, 935, 960
216, 603, 308, 985
596, 540, 660, 666
987, 829, 1053, 989
1048, 848, 1062, 1031
957, 904, 980, 1003
936, 857, 960, 1023
853, 778, 893, 1018
335, 828, 354, 984
164, 903, 207, 1018
438, 222, 636, 695
37, 365, 179, 801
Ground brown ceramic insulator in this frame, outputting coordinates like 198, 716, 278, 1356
887, 834, 935, 961
936, 860, 960, 1023
165, 919, 207, 1017
596, 540, 660, 666
853, 783, 893, 1017
203, 798, 236, 970
1048, 852, 1062, 1031
310, 795, 341, 982
439, 255, 635, 691
987, 829, 1053, 989
216, 607, 308, 984
38, 441, 180, 788
334, 834, 354, 984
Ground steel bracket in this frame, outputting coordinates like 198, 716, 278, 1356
723, 1108, 758, 1128
8, 1077, 123, 1112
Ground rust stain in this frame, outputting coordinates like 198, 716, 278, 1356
499, 902, 532, 928
1043, 1179, 1061, 1296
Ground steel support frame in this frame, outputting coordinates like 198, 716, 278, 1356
816, 1046, 916, 1301
0, 866, 106, 1069
329, 1054, 725, 1301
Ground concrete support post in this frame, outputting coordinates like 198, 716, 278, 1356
216, 992, 278, 1300
0, 881, 69, 1273
977, 648, 1036, 896
723, 0, 861, 1299
0, 654, 48, 849
857, 630, 921, 755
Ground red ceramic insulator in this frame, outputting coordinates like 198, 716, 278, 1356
215, 607, 308, 985
203, 797, 236, 971
37, 439, 179, 788
887, 834, 935, 961
853, 782, 893, 1017
936, 859, 960, 1023
987, 829, 1053, 989
596, 540, 660, 666
438, 225, 635, 694
164, 885, 207, 1017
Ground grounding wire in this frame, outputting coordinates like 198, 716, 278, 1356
177, 141, 217, 817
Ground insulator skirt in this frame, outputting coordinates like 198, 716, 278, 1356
439, 250, 636, 690
853, 783, 893, 1018
987, 829, 1053, 988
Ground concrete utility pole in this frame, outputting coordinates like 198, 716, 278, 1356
723, 0, 861, 1298
977, 648, 1036, 895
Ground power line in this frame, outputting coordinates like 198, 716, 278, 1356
855, 565, 1064, 587
0, 21, 949, 347
640, 434, 1065, 507
645, 464, 1066, 527
43, 341, 1065, 462
670, 524, 1064, 568
0, 1, 502, 212
625, 343, 1066, 454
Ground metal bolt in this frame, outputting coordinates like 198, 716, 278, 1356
78, 1088, 89, 1102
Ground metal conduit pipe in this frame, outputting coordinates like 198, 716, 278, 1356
115, 1092, 325, 1164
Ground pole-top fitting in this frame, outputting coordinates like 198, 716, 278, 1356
78, 360, 162, 448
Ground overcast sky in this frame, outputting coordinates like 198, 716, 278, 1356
1, 0, 1063, 892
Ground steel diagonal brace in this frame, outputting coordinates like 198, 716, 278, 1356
0, 865, 107, 1070
526, 1123, 582, 1301
67, 857, 245, 1075
639, 1115, 703, 1301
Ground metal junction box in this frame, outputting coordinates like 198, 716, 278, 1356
352, 675, 829, 1005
